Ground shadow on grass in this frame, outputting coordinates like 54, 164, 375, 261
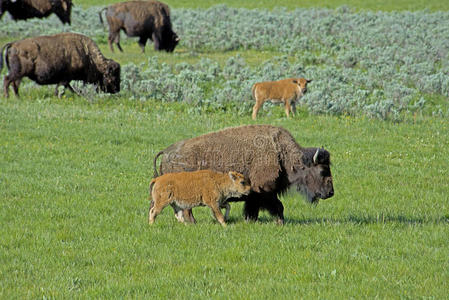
283, 214, 449, 226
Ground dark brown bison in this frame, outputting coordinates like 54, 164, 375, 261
0, 33, 121, 97
153, 125, 334, 224
99, 0, 179, 53
0, 0, 72, 24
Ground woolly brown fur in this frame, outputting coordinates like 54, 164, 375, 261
149, 170, 251, 227
1, 32, 120, 97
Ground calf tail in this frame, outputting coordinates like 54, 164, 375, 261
153, 150, 164, 178
0, 43, 11, 72
98, 7, 107, 26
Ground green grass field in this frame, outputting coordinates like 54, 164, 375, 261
1, 0, 449, 298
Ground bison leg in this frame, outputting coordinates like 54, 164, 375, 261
138, 36, 148, 53
263, 196, 285, 225
108, 31, 122, 53
11, 79, 21, 96
221, 202, 231, 221
244, 193, 285, 224
4, 76, 20, 98
152, 33, 161, 51
55, 82, 75, 98
243, 195, 260, 222
3, 76, 12, 98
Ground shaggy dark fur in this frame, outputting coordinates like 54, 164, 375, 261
0, 33, 121, 97
0, 0, 72, 24
99, 0, 179, 53
153, 125, 334, 224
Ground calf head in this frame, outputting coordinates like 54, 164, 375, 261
289, 147, 334, 203
292, 78, 312, 95
228, 171, 251, 197
101, 60, 121, 94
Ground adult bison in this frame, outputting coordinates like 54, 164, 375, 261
0, 33, 121, 97
153, 125, 334, 224
0, 0, 72, 24
99, 0, 179, 53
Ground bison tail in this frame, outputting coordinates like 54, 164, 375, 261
98, 7, 107, 26
153, 150, 165, 178
0, 43, 12, 71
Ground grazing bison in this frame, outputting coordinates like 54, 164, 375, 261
99, 0, 179, 53
153, 125, 334, 224
149, 170, 251, 227
251, 78, 312, 119
0, 0, 72, 24
0, 33, 121, 98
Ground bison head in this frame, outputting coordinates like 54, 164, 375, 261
101, 60, 121, 94
289, 147, 334, 203
161, 32, 179, 52
292, 78, 312, 95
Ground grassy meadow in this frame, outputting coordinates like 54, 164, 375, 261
1, 0, 449, 298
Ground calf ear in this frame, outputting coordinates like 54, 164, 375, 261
306, 79, 312, 83
292, 80, 298, 84
228, 171, 238, 181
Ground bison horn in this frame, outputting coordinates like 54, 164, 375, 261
313, 148, 320, 164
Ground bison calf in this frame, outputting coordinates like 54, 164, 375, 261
0, 33, 121, 98
251, 78, 311, 119
99, 0, 179, 53
0, 0, 72, 24
149, 170, 251, 227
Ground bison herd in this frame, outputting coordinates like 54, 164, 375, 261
0, 0, 335, 226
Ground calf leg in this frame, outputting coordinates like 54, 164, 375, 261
252, 100, 263, 120
209, 202, 227, 227
284, 100, 291, 118
148, 200, 168, 224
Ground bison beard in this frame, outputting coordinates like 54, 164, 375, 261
153, 125, 335, 224
0, 33, 121, 97
0, 0, 73, 24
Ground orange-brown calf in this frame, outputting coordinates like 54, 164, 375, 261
148, 170, 251, 227
251, 78, 311, 119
